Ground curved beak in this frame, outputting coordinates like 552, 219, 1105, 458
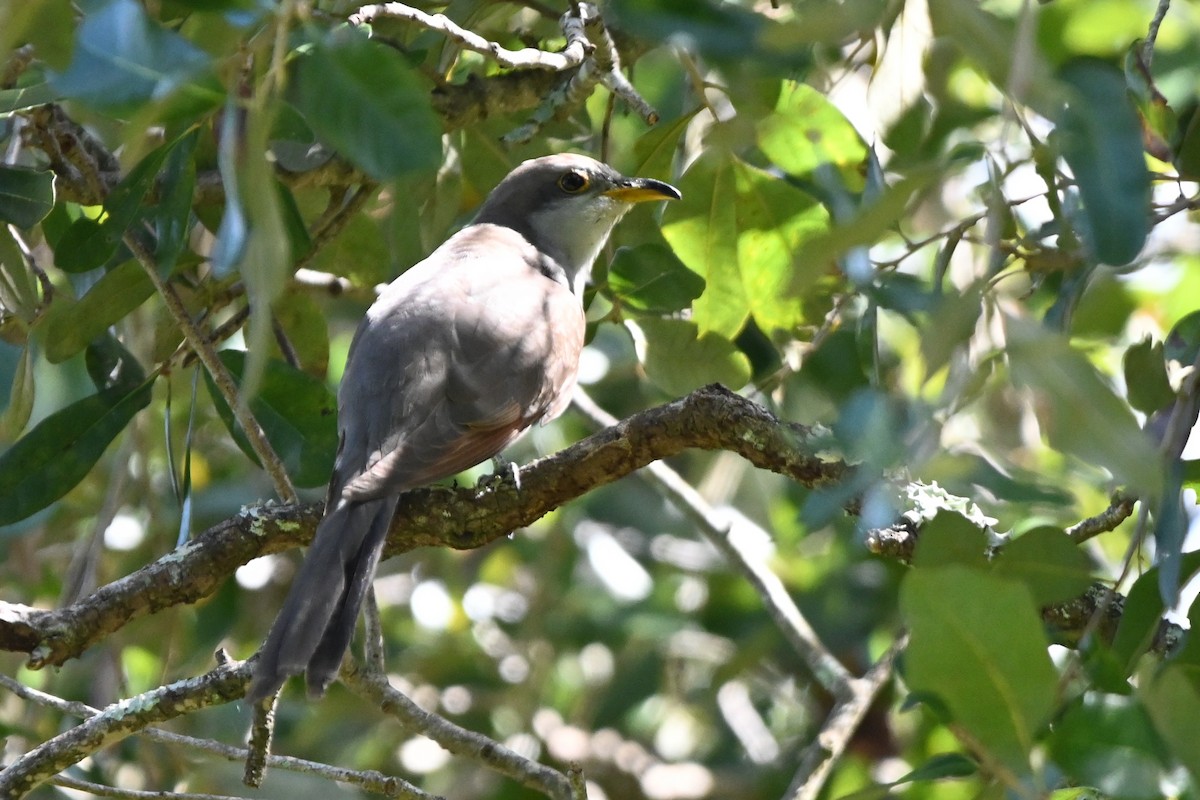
603, 176, 682, 204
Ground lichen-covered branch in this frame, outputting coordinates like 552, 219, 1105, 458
0, 385, 846, 669
0, 659, 250, 798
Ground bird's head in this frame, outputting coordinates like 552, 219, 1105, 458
475, 154, 681, 294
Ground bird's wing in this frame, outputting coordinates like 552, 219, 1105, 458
335, 226, 584, 502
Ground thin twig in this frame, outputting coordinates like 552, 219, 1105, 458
349, 3, 589, 71
1142, 0, 1171, 69
1066, 491, 1137, 543
572, 388, 854, 697
340, 661, 572, 800
49, 773, 245, 800
783, 636, 904, 800
124, 235, 298, 503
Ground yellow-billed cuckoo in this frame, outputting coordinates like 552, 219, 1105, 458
248, 154, 680, 701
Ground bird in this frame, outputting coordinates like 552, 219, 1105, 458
247, 154, 680, 702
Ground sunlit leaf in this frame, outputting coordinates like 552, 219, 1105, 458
634, 317, 751, 397
0, 380, 153, 526
758, 80, 867, 180
662, 152, 830, 336
661, 150, 746, 338
733, 160, 830, 331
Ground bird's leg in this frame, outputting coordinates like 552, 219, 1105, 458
487, 453, 522, 490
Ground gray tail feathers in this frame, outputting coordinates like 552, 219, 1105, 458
247, 495, 400, 703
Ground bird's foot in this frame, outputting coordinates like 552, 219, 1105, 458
487, 454, 522, 490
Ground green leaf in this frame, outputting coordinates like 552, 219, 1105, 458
54, 217, 116, 273
911, 511, 989, 570
1137, 660, 1200, 781
632, 112, 696, 180
1054, 59, 1151, 266
992, 526, 1095, 606
289, 29, 441, 181
921, 283, 984, 380
0, 81, 59, 114
104, 133, 179, 236
635, 318, 751, 397
732, 160, 830, 332
0, 225, 40, 325
0, 345, 34, 443
608, 244, 704, 314
661, 152, 831, 336
49, 0, 214, 112
153, 129, 199, 276
1110, 552, 1200, 676
85, 333, 146, 394
205, 350, 338, 488
1123, 337, 1175, 415
894, 752, 978, 783
1165, 310, 1200, 367
38, 260, 156, 364
0, 380, 153, 526
927, 0, 1051, 115
1006, 317, 1161, 495
270, 290, 330, 378
661, 150, 746, 338
0, 0, 75, 71
901, 566, 1058, 773
758, 80, 867, 180
0, 166, 55, 228
1048, 693, 1167, 799
55, 130, 197, 273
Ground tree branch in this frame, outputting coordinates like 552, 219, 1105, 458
0, 385, 845, 669
341, 660, 573, 800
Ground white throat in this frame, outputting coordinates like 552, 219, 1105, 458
528, 197, 631, 295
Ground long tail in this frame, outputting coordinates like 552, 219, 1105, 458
247, 495, 400, 702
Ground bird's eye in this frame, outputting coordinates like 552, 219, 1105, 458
557, 170, 590, 194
